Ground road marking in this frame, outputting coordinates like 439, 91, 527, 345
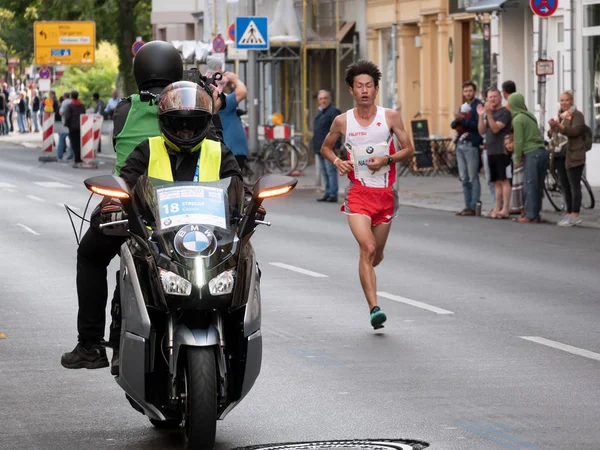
16, 223, 41, 236
269, 262, 328, 278
57, 203, 80, 211
520, 336, 600, 362
26, 194, 45, 202
377, 291, 455, 315
1, 188, 16, 193
0, 183, 16, 188
34, 181, 73, 188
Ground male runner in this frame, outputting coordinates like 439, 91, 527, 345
320, 60, 414, 329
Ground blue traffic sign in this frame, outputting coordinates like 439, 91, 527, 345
39, 68, 50, 79
51, 49, 71, 57
235, 16, 269, 50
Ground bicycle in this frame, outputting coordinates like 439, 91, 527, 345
543, 158, 595, 212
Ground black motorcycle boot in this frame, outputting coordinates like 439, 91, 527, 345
61, 342, 109, 369
110, 348, 120, 376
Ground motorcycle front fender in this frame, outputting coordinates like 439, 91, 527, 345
172, 324, 219, 379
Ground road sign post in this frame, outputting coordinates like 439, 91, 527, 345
34, 21, 96, 66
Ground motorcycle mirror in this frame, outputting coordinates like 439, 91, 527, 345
84, 175, 131, 199
253, 174, 298, 201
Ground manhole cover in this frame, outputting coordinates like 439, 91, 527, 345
233, 439, 429, 450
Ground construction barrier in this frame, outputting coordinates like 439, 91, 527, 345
79, 114, 98, 169
38, 112, 58, 162
91, 114, 103, 153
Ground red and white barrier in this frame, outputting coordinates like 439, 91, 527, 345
91, 114, 103, 152
38, 112, 58, 162
42, 113, 54, 153
79, 114, 97, 168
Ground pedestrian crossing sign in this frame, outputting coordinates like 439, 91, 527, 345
235, 16, 269, 50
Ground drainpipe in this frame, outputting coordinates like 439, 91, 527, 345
570, 0, 575, 93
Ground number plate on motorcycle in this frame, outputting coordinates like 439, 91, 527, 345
156, 185, 227, 231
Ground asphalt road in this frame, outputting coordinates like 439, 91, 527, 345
0, 146, 599, 450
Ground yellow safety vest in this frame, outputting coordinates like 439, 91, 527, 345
147, 136, 222, 182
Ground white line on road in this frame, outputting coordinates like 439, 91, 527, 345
520, 336, 600, 362
377, 291, 455, 315
34, 181, 73, 189
269, 262, 329, 278
0, 183, 16, 188
26, 194, 45, 202
1, 188, 16, 193
16, 223, 41, 236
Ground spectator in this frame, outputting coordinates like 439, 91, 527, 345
313, 89, 342, 202
16, 92, 27, 133
31, 89, 40, 132
218, 72, 248, 169
548, 90, 587, 227
477, 88, 512, 219
92, 93, 105, 153
64, 90, 86, 167
508, 93, 548, 223
104, 90, 120, 120
501, 80, 516, 103
57, 91, 73, 160
451, 81, 483, 216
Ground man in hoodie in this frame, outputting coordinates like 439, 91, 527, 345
508, 93, 548, 223
451, 81, 483, 216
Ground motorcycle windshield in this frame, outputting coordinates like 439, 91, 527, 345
132, 176, 245, 269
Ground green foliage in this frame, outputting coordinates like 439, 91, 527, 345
52, 41, 119, 108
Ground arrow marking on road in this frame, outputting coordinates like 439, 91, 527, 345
520, 336, 600, 362
269, 262, 328, 278
16, 223, 41, 236
377, 291, 455, 315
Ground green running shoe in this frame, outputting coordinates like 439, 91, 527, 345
370, 306, 387, 329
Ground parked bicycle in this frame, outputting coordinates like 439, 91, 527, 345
544, 161, 595, 212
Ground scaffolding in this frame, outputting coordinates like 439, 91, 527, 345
301, 0, 357, 145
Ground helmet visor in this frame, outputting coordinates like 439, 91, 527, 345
159, 83, 213, 115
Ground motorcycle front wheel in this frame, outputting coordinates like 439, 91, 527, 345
182, 346, 218, 450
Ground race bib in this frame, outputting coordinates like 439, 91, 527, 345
348, 142, 390, 179
156, 185, 227, 231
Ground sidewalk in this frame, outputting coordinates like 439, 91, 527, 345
294, 163, 600, 229
3, 130, 598, 229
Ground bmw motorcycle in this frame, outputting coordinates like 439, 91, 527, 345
83, 173, 297, 449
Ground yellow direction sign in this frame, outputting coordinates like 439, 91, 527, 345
34, 21, 96, 66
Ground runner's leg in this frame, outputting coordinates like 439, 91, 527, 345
347, 214, 378, 310
372, 222, 392, 267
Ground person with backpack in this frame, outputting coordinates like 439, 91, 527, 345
548, 90, 589, 227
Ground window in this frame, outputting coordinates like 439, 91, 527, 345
584, 4, 600, 28
186, 24, 195, 41
557, 21, 564, 43
584, 35, 600, 141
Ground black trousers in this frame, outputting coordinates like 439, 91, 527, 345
76, 226, 126, 346
69, 128, 82, 163
556, 157, 585, 213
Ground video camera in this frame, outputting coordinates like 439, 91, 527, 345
139, 68, 224, 105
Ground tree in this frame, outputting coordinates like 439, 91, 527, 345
0, 0, 151, 94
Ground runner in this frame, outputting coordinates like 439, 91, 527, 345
319, 60, 414, 329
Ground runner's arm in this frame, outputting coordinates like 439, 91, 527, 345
388, 110, 414, 163
321, 115, 353, 175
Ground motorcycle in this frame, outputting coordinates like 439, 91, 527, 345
83, 173, 297, 449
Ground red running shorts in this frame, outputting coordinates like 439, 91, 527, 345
341, 185, 399, 226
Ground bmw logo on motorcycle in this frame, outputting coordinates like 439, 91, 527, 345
173, 224, 217, 258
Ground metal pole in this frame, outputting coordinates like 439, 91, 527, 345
537, 17, 546, 135
391, 23, 398, 111
247, 0, 259, 156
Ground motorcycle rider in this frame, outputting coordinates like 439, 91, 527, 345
61, 41, 190, 374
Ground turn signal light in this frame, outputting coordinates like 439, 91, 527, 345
90, 186, 130, 199
258, 186, 292, 199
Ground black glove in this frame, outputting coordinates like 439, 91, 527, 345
256, 205, 266, 222
90, 198, 129, 236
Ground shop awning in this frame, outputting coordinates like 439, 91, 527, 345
466, 0, 506, 13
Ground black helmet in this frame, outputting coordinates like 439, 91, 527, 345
133, 41, 183, 93
158, 81, 214, 153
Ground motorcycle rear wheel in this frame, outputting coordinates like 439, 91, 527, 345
182, 346, 218, 450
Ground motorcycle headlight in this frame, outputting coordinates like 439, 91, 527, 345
159, 268, 192, 296
209, 269, 235, 295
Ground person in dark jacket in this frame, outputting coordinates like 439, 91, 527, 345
64, 90, 86, 166
313, 90, 342, 202
451, 81, 483, 216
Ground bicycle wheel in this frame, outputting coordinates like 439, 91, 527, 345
293, 141, 309, 171
260, 143, 280, 174
544, 170, 565, 212
266, 141, 297, 174
581, 176, 595, 209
